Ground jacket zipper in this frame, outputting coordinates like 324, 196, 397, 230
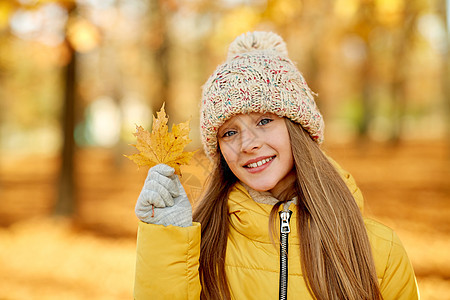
279, 208, 292, 300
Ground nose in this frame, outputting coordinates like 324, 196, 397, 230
240, 128, 262, 153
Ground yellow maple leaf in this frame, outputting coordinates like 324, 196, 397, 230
125, 103, 197, 176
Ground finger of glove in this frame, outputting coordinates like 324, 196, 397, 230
146, 170, 180, 199
150, 164, 175, 177
171, 177, 190, 207
135, 200, 155, 222
138, 182, 174, 207
151, 204, 193, 227
173, 195, 192, 210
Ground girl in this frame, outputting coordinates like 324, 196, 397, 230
134, 31, 419, 300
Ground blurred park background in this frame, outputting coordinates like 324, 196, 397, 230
0, 0, 449, 299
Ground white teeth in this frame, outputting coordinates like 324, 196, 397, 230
246, 157, 273, 168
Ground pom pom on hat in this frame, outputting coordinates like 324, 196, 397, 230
200, 31, 324, 159
227, 31, 289, 60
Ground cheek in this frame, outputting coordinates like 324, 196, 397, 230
272, 129, 293, 160
286, 151, 294, 169
218, 140, 238, 164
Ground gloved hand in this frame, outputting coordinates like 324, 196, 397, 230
135, 164, 192, 227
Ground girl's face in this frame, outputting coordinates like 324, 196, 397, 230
218, 112, 295, 195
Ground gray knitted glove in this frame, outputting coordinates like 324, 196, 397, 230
135, 164, 192, 227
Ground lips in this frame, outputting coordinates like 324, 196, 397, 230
244, 156, 275, 168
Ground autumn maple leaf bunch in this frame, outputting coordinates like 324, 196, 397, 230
125, 103, 197, 175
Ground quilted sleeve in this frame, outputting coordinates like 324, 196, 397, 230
134, 221, 201, 300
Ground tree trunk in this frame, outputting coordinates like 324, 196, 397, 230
389, 4, 418, 143
441, 0, 450, 146
355, 1, 377, 139
150, 0, 171, 115
55, 6, 77, 216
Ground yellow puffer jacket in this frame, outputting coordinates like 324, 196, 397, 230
134, 164, 419, 300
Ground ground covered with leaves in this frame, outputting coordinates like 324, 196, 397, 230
0, 141, 448, 299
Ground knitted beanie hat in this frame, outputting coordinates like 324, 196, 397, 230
200, 31, 324, 159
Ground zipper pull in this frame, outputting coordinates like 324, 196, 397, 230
280, 211, 291, 234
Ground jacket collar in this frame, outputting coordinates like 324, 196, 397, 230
240, 182, 279, 205
228, 182, 290, 244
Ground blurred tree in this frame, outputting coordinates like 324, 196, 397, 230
352, 0, 377, 139
55, 2, 77, 216
297, 0, 335, 103
0, 0, 19, 189
389, 0, 419, 143
440, 0, 450, 143
149, 0, 172, 115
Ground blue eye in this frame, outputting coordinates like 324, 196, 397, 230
258, 118, 272, 126
223, 130, 237, 137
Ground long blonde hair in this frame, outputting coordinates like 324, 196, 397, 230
193, 119, 382, 300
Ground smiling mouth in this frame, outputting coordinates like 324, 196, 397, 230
244, 156, 275, 169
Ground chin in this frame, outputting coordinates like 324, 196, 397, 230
246, 181, 276, 192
